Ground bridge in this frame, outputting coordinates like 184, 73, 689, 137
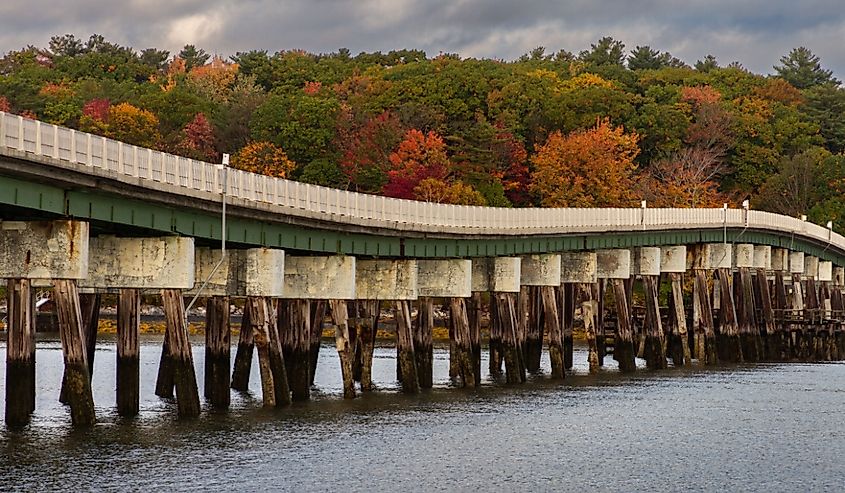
2, 110, 844, 428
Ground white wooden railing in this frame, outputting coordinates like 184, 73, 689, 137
1, 110, 843, 250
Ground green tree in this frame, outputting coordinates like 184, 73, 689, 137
628, 46, 686, 70
802, 84, 845, 153
774, 47, 839, 89
178, 44, 210, 71
694, 55, 719, 72
578, 37, 626, 67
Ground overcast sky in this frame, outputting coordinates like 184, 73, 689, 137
2, 0, 845, 77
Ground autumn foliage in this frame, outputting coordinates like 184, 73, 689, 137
383, 129, 450, 199
531, 120, 639, 207
230, 141, 295, 177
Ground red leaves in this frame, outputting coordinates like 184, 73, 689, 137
383, 129, 450, 199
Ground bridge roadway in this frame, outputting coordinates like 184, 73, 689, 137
2, 111, 845, 428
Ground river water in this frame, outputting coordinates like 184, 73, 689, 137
1, 335, 844, 491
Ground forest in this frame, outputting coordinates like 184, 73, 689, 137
2, 34, 845, 230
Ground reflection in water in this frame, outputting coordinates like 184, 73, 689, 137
1, 335, 844, 490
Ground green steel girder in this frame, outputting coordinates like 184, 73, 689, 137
2, 173, 845, 264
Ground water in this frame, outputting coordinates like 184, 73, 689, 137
1, 336, 844, 491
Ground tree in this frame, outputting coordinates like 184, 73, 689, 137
0, 96, 10, 112
637, 147, 727, 207
531, 120, 640, 207
628, 46, 686, 70
774, 47, 839, 89
175, 113, 217, 161
383, 129, 450, 199
178, 44, 210, 71
298, 158, 347, 188
579, 37, 626, 67
106, 102, 160, 147
230, 141, 295, 178
754, 148, 834, 217
413, 178, 486, 205
694, 55, 719, 72
802, 84, 845, 153
337, 111, 405, 192
49, 34, 85, 57
140, 48, 170, 72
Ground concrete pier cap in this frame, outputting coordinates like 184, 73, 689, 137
771, 248, 789, 272
186, 248, 245, 296
356, 260, 417, 300
789, 251, 805, 274
245, 248, 285, 297
520, 254, 562, 286
471, 257, 521, 292
560, 252, 597, 283
82, 235, 193, 289
733, 244, 755, 269
418, 259, 472, 297
631, 247, 661, 276
596, 249, 631, 280
0, 220, 89, 280
753, 246, 772, 270
660, 246, 686, 273
282, 255, 354, 300
803, 256, 819, 280
818, 261, 833, 282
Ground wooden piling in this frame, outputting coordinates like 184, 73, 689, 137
541, 286, 565, 379
395, 300, 420, 393
60, 293, 100, 405
154, 328, 175, 398
249, 297, 276, 407
53, 280, 96, 426
282, 300, 312, 401
450, 297, 478, 387
495, 292, 526, 384
415, 297, 435, 389
309, 301, 326, 386
790, 274, 805, 360
358, 300, 379, 391
204, 295, 230, 409
523, 287, 544, 373
802, 278, 819, 361
580, 284, 600, 373
772, 271, 790, 360
230, 301, 254, 391
595, 281, 607, 366
468, 293, 483, 383
735, 268, 761, 362
562, 284, 575, 369
116, 288, 140, 417
715, 268, 742, 362
330, 300, 357, 398
5, 279, 36, 427
161, 289, 201, 418
612, 279, 636, 372
666, 273, 691, 366
641, 275, 668, 370
693, 270, 718, 364
488, 294, 504, 376
753, 268, 776, 361
268, 300, 291, 406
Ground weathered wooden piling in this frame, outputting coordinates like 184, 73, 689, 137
309, 300, 326, 386
5, 279, 36, 427
468, 293, 483, 383
358, 300, 379, 391
693, 269, 718, 365
667, 273, 691, 366
772, 271, 790, 360
495, 292, 526, 384
53, 280, 96, 426
268, 300, 291, 406
282, 300, 312, 401
204, 295, 230, 409
154, 328, 175, 398
249, 297, 276, 407
523, 287, 544, 373
160, 289, 201, 418
595, 281, 607, 366
561, 284, 575, 370
753, 268, 776, 361
230, 302, 254, 391
735, 268, 761, 362
802, 277, 819, 361
715, 268, 742, 362
116, 288, 140, 417
541, 286, 565, 378
450, 297, 478, 387
789, 274, 805, 360
488, 294, 504, 376
330, 300, 357, 398
642, 275, 668, 370
415, 297, 435, 389
59, 293, 100, 405
395, 300, 419, 393
580, 284, 600, 373
612, 279, 636, 372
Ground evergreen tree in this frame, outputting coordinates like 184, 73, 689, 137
774, 47, 839, 89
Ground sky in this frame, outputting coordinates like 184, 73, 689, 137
2, 0, 845, 77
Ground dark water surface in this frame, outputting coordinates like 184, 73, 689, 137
1, 335, 844, 491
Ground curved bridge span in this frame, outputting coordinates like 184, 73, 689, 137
2, 111, 844, 429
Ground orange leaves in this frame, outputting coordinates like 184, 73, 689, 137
231, 141, 295, 178
413, 178, 486, 205
680, 85, 721, 107
530, 120, 639, 207
0, 96, 11, 112
383, 129, 450, 199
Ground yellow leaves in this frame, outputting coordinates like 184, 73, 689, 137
231, 141, 296, 178
106, 102, 161, 148
530, 119, 640, 207
413, 178, 486, 206
561, 73, 614, 91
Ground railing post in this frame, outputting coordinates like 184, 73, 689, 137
70, 129, 76, 160
34, 121, 41, 154
0, 111, 6, 147
118, 142, 124, 174
53, 125, 59, 159
17, 115, 24, 150
86, 134, 92, 166
102, 136, 108, 169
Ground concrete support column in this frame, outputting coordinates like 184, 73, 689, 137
520, 254, 561, 373
662, 246, 691, 366
473, 257, 524, 383
633, 247, 667, 370
562, 252, 597, 372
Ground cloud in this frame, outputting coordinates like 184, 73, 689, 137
2, 0, 845, 78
